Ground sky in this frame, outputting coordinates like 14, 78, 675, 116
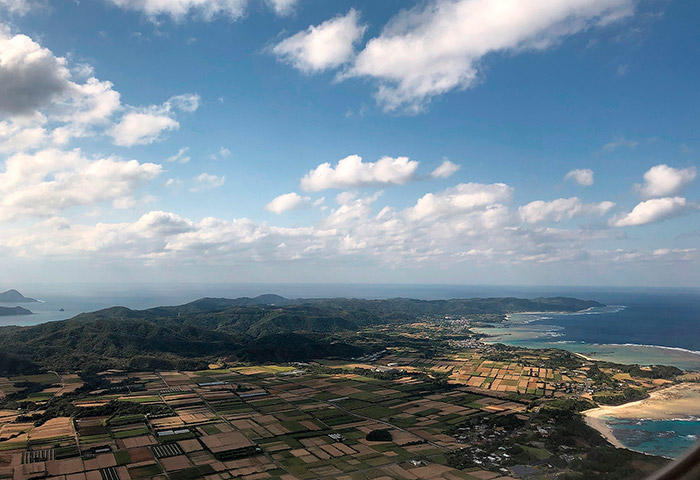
0, 0, 699, 289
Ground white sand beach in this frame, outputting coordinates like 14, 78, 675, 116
583, 383, 700, 449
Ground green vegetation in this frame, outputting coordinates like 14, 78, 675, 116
542, 396, 596, 412
0, 294, 682, 480
594, 386, 647, 405
365, 429, 393, 441
0, 295, 601, 374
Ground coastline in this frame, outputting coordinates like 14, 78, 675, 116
583, 414, 625, 448
582, 383, 700, 456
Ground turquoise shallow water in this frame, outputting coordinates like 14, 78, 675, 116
474, 302, 700, 371
472, 293, 700, 459
606, 417, 700, 459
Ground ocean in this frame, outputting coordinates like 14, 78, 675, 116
606, 417, 700, 459
472, 291, 700, 371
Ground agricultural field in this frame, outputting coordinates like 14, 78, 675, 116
0, 330, 676, 480
0, 361, 537, 480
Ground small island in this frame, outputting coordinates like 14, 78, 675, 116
0, 306, 33, 316
0, 289, 38, 303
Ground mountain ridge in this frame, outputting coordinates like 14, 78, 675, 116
0, 295, 603, 374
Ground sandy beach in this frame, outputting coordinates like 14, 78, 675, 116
583, 383, 700, 449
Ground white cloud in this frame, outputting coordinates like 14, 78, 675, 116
191, 172, 225, 192
166, 147, 190, 163
60, 78, 122, 128
603, 136, 638, 151
211, 146, 232, 160
109, 94, 199, 147
110, 112, 178, 147
336, 191, 357, 205
273, 9, 366, 73
612, 197, 692, 227
266, 0, 299, 16
0, 27, 74, 116
348, 0, 634, 112
165, 178, 183, 188
0, 25, 199, 151
106, 0, 247, 21
0, 0, 34, 14
0, 181, 517, 266
0, 117, 47, 153
0, 26, 123, 134
637, 164, 697, 198
301, 154, 419, 192
518, 197, 614, 224
2, 180, 695, 277
407, 182, 512, 221
266, 192, 311, 214
168, 93, 200, 112
564, 168, 594, 186
431, 159, 461, 179
0, 148, 161, 220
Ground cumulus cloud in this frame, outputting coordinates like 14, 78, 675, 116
407, 182, 513, 221
109, 94, 199, 147
106, 0, 247, 21
301, 154, 419, 192
637, 164, 697, 198
273, 9, 366, 73
0, 27, 74, 116
0, 181, 612, 269
612, 197, 692, 227
0, 149, 161, 220
519, 197, 614, 224
58, 78, 122, 129
564, 168, 594, 186
191, 172, 225, 192
266, 192, 311, 214
110, 112, 178, 147
2, 178, 694, 276
346, 0, 633, 112
0, 26, 196, 150
0, 117, 47, 153
431, 159, 461, 179
0, 28, 121, 142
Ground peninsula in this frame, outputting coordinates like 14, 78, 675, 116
0, 289, 38, 303
0, 306, 33, 316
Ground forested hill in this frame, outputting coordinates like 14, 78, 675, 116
298, 296, 603, 316
0, 295, 602, 375
149, 294, 603, 317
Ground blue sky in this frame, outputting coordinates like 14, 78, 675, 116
0, 0, 698, 288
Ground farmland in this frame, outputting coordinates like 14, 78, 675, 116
0, 344, 671, 479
